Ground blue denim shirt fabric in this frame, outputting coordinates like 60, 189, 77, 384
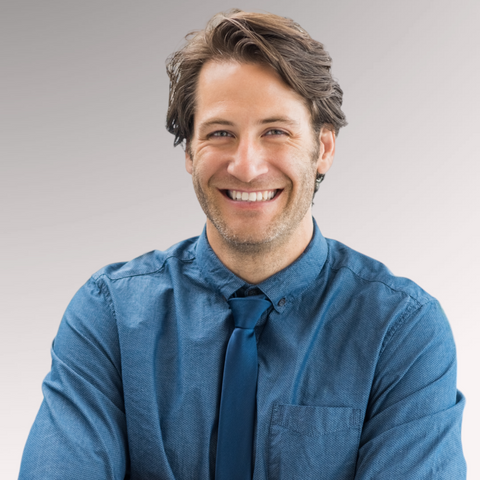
20, 220, 466, 479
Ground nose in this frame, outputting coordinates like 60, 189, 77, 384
226, 137, 269, 184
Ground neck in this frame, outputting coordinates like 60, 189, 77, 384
206, 216, 314, 284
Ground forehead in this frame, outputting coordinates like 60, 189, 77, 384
194, 60, 312, 125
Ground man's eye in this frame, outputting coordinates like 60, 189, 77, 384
210, 131, 232, 138
265, 129, 286, 136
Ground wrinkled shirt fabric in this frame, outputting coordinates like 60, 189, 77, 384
20, 220, 466, 479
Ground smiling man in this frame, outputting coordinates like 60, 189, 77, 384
20, 9, 466, 480
186, 60, 334, 285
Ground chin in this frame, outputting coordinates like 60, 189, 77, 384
213, 221, 287, 251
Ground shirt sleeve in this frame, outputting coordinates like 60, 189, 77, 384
19, 276, 128, 480
354, 299, 466, 479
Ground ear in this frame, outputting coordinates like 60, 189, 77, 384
185, 142, 193, 175
315, 127, 335, 175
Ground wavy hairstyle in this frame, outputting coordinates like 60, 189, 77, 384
165, 9, 347, 148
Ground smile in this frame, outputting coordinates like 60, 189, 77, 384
226, 189, 278, 202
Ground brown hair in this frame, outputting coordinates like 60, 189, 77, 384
166, 9, 347, 147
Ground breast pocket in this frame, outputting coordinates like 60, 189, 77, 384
268, 404, 362, 480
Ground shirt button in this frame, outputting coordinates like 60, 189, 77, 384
278, 298, 286, 307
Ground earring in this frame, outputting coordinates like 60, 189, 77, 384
315, 173, 325, 191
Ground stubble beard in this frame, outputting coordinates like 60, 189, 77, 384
190, 143, 320, 255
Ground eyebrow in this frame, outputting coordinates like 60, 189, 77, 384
198, 116, 300, 131
199, 119, 235, 130
258, 117, 300, 126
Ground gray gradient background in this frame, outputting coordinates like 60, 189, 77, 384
1, 0, 479, 477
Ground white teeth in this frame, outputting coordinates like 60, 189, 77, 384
228, 190, 277, 202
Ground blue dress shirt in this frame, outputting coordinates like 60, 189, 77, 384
20, 220, 466, 479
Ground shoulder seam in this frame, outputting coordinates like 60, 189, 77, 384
379, 299, 437, 356
325, 257, 428, 306
92, 252, 195, 282
91, 276, 123, 378
92, 276, 119, 323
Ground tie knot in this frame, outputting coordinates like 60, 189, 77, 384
228, 297, 271, 329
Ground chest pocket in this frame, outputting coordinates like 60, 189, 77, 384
268, 404, 362, 480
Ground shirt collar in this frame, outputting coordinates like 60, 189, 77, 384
193, 218, 328, 313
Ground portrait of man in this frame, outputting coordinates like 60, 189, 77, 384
5, 3, 475, 479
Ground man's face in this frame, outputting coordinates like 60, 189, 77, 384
185, 61, 334, 252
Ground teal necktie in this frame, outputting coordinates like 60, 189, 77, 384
215, 295, 271, 480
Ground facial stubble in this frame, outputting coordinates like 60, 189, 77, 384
190, 140, 320, 255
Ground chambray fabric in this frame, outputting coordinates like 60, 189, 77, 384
20, 219, 466, 479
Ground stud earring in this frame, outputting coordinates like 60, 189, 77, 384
314, 173, 325, 192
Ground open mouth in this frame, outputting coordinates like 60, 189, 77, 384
225, 189, 279, 202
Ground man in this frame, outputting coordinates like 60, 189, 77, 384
20, 9, 466, 479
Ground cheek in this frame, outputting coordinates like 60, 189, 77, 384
194, 154, 226, 182
280, 156, 317, 187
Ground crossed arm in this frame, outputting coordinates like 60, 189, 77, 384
19, 278, 466, 479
